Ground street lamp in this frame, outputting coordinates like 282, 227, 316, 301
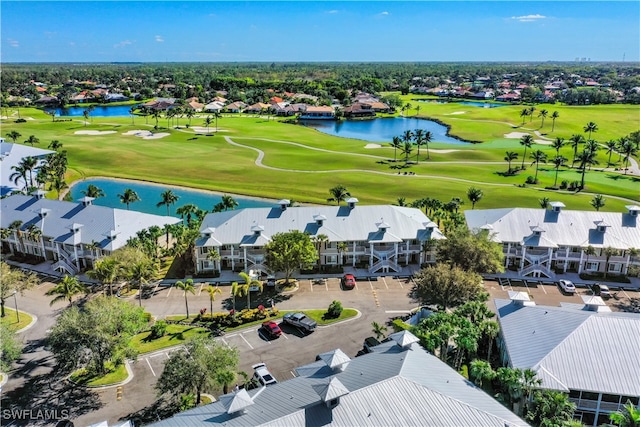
12, 290, 20, 323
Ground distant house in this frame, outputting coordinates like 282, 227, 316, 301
204, 101, 225, 113
185, 100, 204, 112
495, 92, 521, 102
142, 98, 177, 111
343, 102, 376, 118
104, 93, 129, 103
34, 96, 59, 105
224, 101, 247, 113
299, 105, 335, 120
244, 102, 271, 114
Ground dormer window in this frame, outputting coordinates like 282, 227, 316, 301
202, 227, 215, 239
251, 224, 264, 235
78, 196, 95, 206
626, 205, 640, 217
423, 221, 437, 231
346, 197, 358, 209
376, 218, 390, 232
314, 214, 326, 226
594, 220, 610, 233
550, 201, 565, 212
278, 199, 290, 211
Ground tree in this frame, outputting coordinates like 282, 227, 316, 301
157, 189, 179, 216
87, 257, 120, 296
83, 109, 89, 126
409, 264, 484, 311
504, 151, 518, 173
46, 275, 86, 306
81, 184, 105, 199
127, 258, 156, 307
175, 279, 196, 318
25, 135, 40, 147
176, 203, 199, 226
264, 230, 317, 284
590, 194, 606, 211
220, 194, 238, 211
6, 130, 21, 143
0, 261, 38, 318
576, 149, 599, 189
609, 400, 640, 427
238, 272, 262, 309
620, 139, 638, 175
327, 184, 351, 205
526, 390, 576, 427
605, 140, 618, 166
469, 359, 495, 387
207, 285, 222, 316
466, 187, 483, 209
15, 156, 38, 189
520, 108, 529, 125
551, 155, 567, 187
528, 106, 536, 122
568, 134, 585, 165
529, 149, 547, 183
156, 336, 239, 404
413, 128, 424, 163
48, 296, 148, 376
0, 321, 22, 373
204, 116, 213, 133
551, 137, 564, 155
402, 129, 414, 156
539, 197, 550, 209
519, 134, 534, 169
9, 164, 28, 192
602, 246, 619, 279
312, 234, 329, 269
390, 136, 402, 162
538, 109, 548, 128
583, 121, 598, 140
422, 130, 433, 160
550, 111, 559, 132
371, 321, 387, 340
401, 141, 413, 163
118, 188, 140, 210
436, 228, 504, 274
48, 140, 63, 151
337, 241, 348, 266
583, 245, 596, 272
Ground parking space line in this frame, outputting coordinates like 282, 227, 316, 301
220, 338, 231, 348
397, 278, 404, 289
145, 358, 156, 377
257, 330, 271, 344
239, 334, 254, 350
325, 280, 328, 292
524, 280, 530, 293
369, 279, 374, 290
153, 281, 161, 294
309, 279, 313, 292
290, 371, 296, 378
166, 284, 172, 297
198, 283, 204, 296
540, 284, 547, 294
382, 277, 389, 289
621, 289, 631, 299
281, 333, 289, 340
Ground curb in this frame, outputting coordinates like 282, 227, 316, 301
316, 309, 362, 329
68, 360, 134, 390
15, 311, 38, 334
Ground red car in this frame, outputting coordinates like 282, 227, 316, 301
342, 274, 356, 290
261, 321, 282, 338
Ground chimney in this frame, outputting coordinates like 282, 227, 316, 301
549, 201, 565, 213
313, 214, 326, 227
278, 199, 290, 211
69, 223, 83, 234
346, 197, 358, 209
626, 205, 640, 217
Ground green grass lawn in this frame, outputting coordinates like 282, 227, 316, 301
131, 324, 211, 354
1, 308, 34, 331
69, 363, 128, 387
2, 104, 637, 212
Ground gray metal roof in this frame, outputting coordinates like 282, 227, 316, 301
496, 299, 640, 395
0, 142, 54, 196
149, 338, 526, 427
197, 205, 445, 247
0, 194, 180, 251
465, 206, 640, 249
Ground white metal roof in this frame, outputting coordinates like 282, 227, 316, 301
0, 142, 54, 196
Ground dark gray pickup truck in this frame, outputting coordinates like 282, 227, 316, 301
283, 312, 317, 333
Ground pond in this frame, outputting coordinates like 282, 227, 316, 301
69, 178, 275, 216
301, 117, 466, 144
418, 99, 508, 108
45, 105, 137, 117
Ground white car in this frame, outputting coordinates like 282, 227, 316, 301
252, 363, 277, 387
594, 283, 611, 298
558, 280, 576, 293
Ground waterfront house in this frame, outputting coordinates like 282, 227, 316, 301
299, 105, 335, 120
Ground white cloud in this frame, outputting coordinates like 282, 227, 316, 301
380, 11, 389, 16
8, 38, 19, 48
511, 14, 546, 22
155, 35, 164, 43
327, 10, 339, 14
69, 41, 76, 46
113, 40, 133, 48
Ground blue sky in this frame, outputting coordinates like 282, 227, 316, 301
2, 1, 638, 62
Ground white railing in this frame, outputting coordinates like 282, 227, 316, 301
53, 259, 77, 275
520, 264, 555, 279
369, 259, 402, 273
524, 253, 550, 264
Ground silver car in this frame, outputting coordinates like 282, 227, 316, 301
252, 363, 277, 387
558, 279, 576, 293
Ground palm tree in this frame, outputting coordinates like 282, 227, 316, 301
17, 156, 38, 189
467, 187, 483, 209
551, 155, 567, 187
538, 109, 548, 128
529, 149, 547, 182
591, 194, 606, 211
519, 134, 534, 169
413, 129, 424, 164
371, 321, 387, 340
551, 137, 564, 155
504, 151, 518, 173
568, 134, 585, 165
401, 129, 414, 150
528, 106, 536, 122
621, 139, 638, 175
6, 130, 21, 143
238, 272, 262, 309
583, 121, 598, 140
401, 141, 413, 163
584, 139, 599, 156
470, 359, 495, 387
48, 140, 63, 151
423, 130, 433, 160
609, 400, 640, 427
157, 189, 179, 216
312, 234, 328, 269
327, 184, 351, 205
583, 245, 596, 272
519, 108, 529, 125
550, 111, 559, 132
152, 109, 161, 129
605, 140, 618, 167
118, 188, 140, 210
230, 281, 245, 313
390, 136, 402, 162
175, 279, 196, 319
128, 260, 155, 307
83, 109, 89, 126
207, 284, 222, 316
213, 111, 222, 132
204, 116, 213, 133
617, 136, 630, 162
185, 109, 195, 127
129, 107, 136, 125
576, 150, 599, 189
9, 164, 28, 192
88, 257, 120, 296
176, 204, 199, 227
539, 197, 550, 209
46, 275, 86, 306
221, 194, 239, 211
81, 184, 105, 199
337, 241, 348, 266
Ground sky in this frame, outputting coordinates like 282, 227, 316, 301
1, 1, 638, 63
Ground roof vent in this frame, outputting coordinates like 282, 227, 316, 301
508, 290, 536, 306
106, 230, 119, 240
32, 189, 47, 200
251, 224, 264, 235
346, 197, 358, 209
626, 205, 640, 217
313, 214, 327, 226
37, 208, 51, 218
388, 330, 419, 350
580, 295, 611, 312
423, 221, 437, 231
530, 225, 545, 236
312, 377, 349, 409
317, 349, 351, 372
278, 199, 290, 211
594, 219, 610, 233
78, 196, 95, 206
69, 223, 83, 234
550, 201, 565, 212
202, 227, 215, 238
220, 389, 254, 415
376, 218, 390, 232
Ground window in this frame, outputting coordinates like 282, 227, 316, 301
586, 262, 599, 272
608, 263, 622, 273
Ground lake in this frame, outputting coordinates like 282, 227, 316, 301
69, 178, 275, 216
301, 117, 466, 144
418, 100, 507, 108
46, 105, 136, 117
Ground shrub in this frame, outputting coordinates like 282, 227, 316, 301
525, 176, 537, 185
14, 118, 26, 123
326, 300, 343, 318
560, 180, 568, 189
391, 318, 410, 332
150, 320, 168, 339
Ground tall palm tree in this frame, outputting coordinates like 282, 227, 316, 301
151, 109, 161, 128
470, 359, 495, 387
18, 156, 38, 189
46, 275, 86, 306
213, 111, 222, 132
401, 141, 413, 163
422, 130, 433, 160
6, 130, 21, 143
129, 107, 136, 125
88, 257, 120, 296
83, 109, 89, 126
550, 111, 559, 132
312, 234, 328, 269
81, 184, 105, 199
175, 278, 196, 319
9, 164, 28, 192
519, 108, 529, 126
176, 203, 199, 227
118, 188, 140, 210
617, 136, 630, 162
551, 155, 567, 187
390, 136, 402, 162
401, 129, 414, 149
584, 139, 599, 156
504, 151, 518, 173
48, 140, 63, 151
467, 187, 483, 209
337, 241, 348, 266
413, 128, 424, 164
528, 106, 536, 122
568, 134, 585, 165
551, 137, 564, 155
371, 321, 388, 340
519, 134, 534, 169
576, 150, 599, 189
207, 284, 222, 316
128, 259, 156, 307
621, 139, 638, 175
204, 116, 213, 133
604, 140, 618, 167
238, 272, 261, 309
221, 194, 238, 211
583, 121, 598, 140
530, 149, 547, 182
590, 194, 606, 212
538, 109, 548, 128
157, 189, 180, 216
327, 184, 351, 205
185, 109, 195, 127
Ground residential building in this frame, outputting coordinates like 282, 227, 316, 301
204, 101, 225, 113
342, 102, 377, 118
244, 103, 271, 114
0, 193, 180, 275
195, 200, 444, 276
495, 294, 640, 426
149, 330, 526, 427
0, 139, 54, 196
299, 105, 335, 120
465, 203, 640, 279
224, 101, 247, 113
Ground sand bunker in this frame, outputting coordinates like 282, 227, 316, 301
144, 133, 170, 140
449, 111, 466, 115
74, 130, 117, 135
504, 132, 530, 139
430, 149, 461, 154
365, 143, 382, 149
191, 126, 229, 133
122, 129, 170, 139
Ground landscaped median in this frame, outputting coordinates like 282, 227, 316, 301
69, 363, 129, 387
1, 307, 35, 332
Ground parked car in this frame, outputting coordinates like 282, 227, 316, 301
252, 363, 277, 386
593, 283, 611, 298
266, 275, 276, 287
363, 336, 381, 353
558, 279, 576, 293
283, 312, 317, 333
341, 273, 356, 290
261, 320, 282, 338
